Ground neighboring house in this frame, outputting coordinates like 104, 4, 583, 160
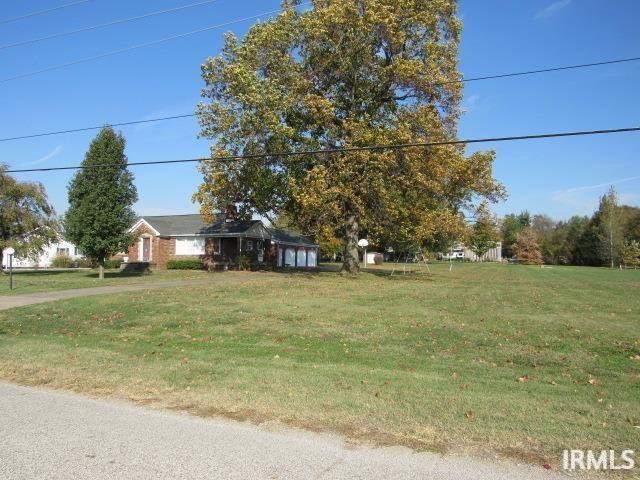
126, 214, 319, 269
1, 239, 83, 268
442, 243, 502, 262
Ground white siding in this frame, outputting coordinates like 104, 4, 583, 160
2, 239, 83, 268
175, 237, 205, 256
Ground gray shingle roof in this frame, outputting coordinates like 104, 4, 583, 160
137, 214, 317, 247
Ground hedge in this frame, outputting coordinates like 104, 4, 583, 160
166, 259, 204, 270
103, 259, 122, 269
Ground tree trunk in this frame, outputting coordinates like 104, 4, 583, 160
341, 210, 360, 274
98, 264, 104, 280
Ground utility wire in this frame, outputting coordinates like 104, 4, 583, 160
0, 114, 197, 142
0, 0, 220, 51
1, 55, 638, 142
0, 0, 94, 26
6, 126, 639, 173
0, 4, 310, 84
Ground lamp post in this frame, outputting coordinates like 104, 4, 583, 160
357, 239, 369, 268
4, 247, 15, 290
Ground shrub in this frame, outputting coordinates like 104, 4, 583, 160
166, 259, 204, 270
235, 254, 251, 271
103, 259, 122, 269
75, 258, 95, 268
51, 254, 75, 268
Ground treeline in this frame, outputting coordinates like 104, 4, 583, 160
501, 187, 640, 267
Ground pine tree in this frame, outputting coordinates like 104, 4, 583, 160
64, 127, 138, 279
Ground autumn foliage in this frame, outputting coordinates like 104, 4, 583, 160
195, 0, 503, 272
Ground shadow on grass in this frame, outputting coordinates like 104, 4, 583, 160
1, 269, 148, 279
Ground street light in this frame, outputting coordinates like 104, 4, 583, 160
4, 247, 15, 290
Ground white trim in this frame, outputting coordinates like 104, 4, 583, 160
129, 218, 160, 236
138, 235, 153, 261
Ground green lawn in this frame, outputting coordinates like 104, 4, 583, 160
0, 268, 210, 295
0, 263, 638, 468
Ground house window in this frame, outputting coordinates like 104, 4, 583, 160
257, 240, 263, 251
56, 247, 70, 256
175, 237, 205, 256
247, 240, 253, 251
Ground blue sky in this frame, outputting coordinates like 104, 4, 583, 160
1, 0, 638, 220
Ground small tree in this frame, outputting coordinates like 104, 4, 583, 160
620, 240, 640, 269
468, 202, 500, 261
514, 227, 543, 265
65, 127, 138, 279
0, 165, 58, 270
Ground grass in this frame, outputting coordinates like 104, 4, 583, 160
0, 263, 638, 469
0, 268, 210, 295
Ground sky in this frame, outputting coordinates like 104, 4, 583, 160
1, 0, 638, 221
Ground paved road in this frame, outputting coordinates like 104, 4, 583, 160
0, 383, 568, 480
0, 279, 216, 311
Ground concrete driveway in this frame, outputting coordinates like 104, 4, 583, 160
0, 383, 568, 480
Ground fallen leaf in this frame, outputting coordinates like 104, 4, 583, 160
517, 375, 529, 383
451, 372, 459, 380
461, 383, 470, 390
543, 464, 551, 470
465, 410, 475, 420
548, 380, 557, 386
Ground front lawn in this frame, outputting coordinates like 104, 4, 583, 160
0, 269, 210, 295
0, 263, 638, 468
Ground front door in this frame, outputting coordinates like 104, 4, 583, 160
142, 237, 151, 262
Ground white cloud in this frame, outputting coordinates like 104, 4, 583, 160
22, 146, 62, 166
551, 175, 640, 214
462, 94, 480, 113
534, 0, 571, 19
554, 175, 640, 194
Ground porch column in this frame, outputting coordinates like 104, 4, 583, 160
294, 247, 298, 267
305, 247, 308, 267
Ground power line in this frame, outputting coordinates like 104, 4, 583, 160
1, 55, 638, 142
6, 126, 639, 173
457, 56, 640, 84
0, 114, 197, 142
0, 0, 94, 26
0, 0, 220, 51
0, 5, 308, 84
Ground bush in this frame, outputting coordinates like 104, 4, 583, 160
51, 254, 75, 268
103, 259, 122, 269
166, 259, 204, 270
76, 258, 95, 268
235, 254, 251, 271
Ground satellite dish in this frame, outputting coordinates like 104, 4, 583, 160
4, 247, 15, 256
357, 239, 369, 247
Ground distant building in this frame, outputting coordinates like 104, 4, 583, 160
1, 239, 83, 268
442, 243, 502, 262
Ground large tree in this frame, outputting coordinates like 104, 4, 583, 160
500, 211, 531, 258
0, 166, 58, 270
64, 127, 138, 279
195, 0, 503, 273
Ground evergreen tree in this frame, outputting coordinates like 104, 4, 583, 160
64, 127, 138, 279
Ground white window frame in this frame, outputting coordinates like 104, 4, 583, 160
175, 237, 206, 256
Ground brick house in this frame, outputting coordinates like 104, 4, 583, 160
125, 214, 319, 269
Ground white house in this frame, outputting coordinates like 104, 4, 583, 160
2, 239, 84, 268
